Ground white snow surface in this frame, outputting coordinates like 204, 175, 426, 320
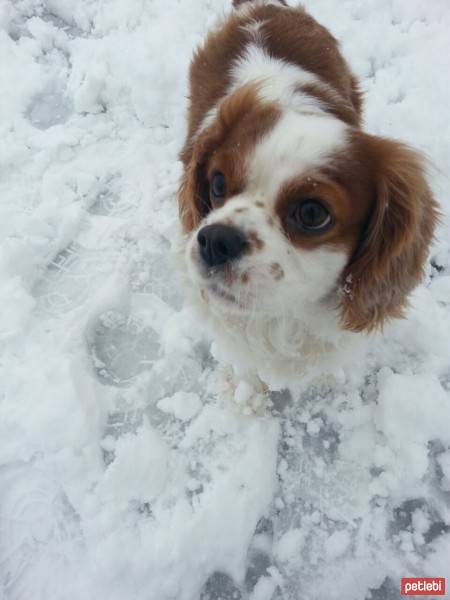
1, 1, 450, 599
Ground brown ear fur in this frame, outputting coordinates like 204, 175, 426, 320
340, 135, 439, 332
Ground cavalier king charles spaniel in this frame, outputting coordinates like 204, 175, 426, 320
177, 0, 438, 389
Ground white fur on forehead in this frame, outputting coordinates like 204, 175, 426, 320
230, 44, 344, 116
247, 109, 348, 200
197, 42, 345, 139
239, 19, 269, 46
231, 44, 318, 99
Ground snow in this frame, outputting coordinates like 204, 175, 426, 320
157, 392, 202, 422
324, 530, 351, 560
0, 1, 449, 599
98, 421, 169, 506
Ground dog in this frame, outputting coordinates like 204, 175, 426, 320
177, 0, 438, 388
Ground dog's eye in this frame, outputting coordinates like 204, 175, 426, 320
290, 199, 331, 232
211, 171, 226, 200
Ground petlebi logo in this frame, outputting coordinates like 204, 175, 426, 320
401, 578, 446, 596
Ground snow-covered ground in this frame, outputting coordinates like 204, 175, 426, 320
1, 0, 450, 598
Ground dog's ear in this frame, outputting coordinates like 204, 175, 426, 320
340, 134, 439, 332
178, 141, 211, 233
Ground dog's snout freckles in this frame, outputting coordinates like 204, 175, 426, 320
184, 194, 285, 298
202, 195, 269, 233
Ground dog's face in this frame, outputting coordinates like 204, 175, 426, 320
179, 85, 437, 332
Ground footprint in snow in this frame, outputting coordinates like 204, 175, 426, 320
88, 310, 160, 387
26, 89, 73, 130
0, 464, 83, 600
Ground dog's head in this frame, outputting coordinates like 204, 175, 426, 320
178, 84, 438, 331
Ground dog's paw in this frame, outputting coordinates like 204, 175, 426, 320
216, 366, 270, 415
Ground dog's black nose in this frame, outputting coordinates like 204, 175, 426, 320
197, 224, 247, 267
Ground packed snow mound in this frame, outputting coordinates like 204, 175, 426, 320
1, 1, 450, 599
